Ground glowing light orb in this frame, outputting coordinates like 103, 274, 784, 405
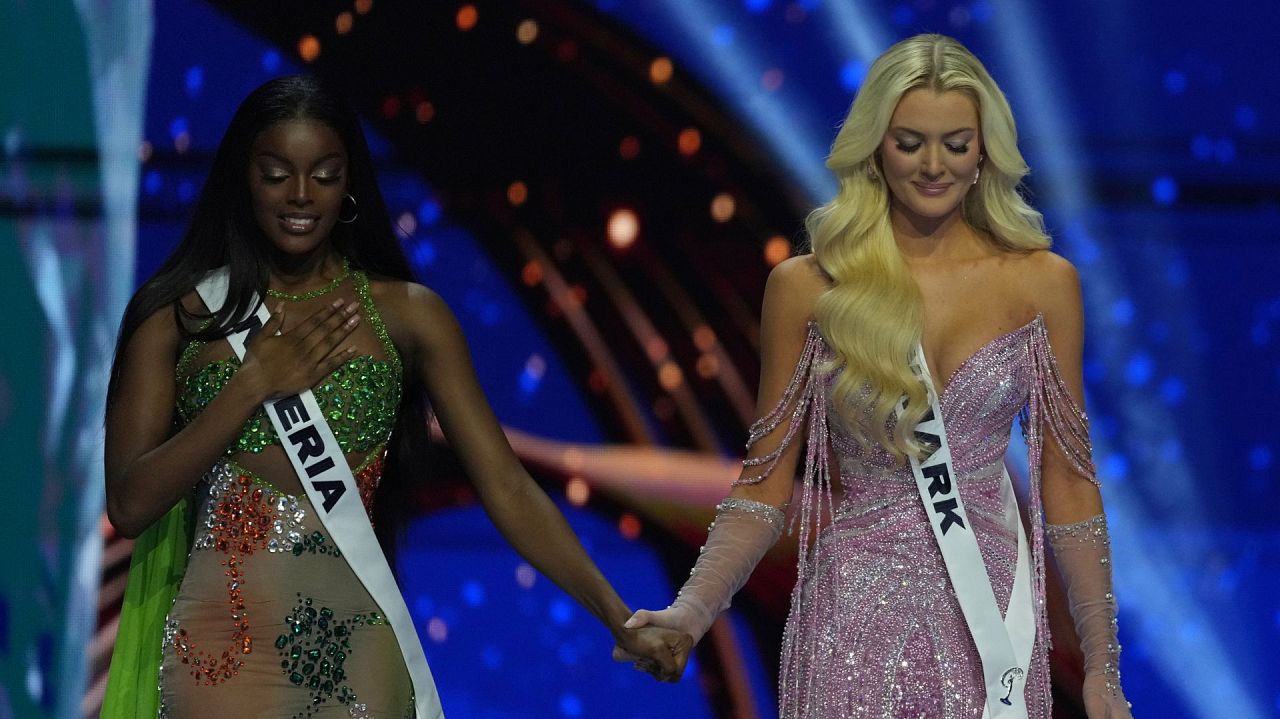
607, 208, 639, 248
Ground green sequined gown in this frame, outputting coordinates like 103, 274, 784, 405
158, 268, 413, 719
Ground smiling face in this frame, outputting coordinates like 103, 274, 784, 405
247, 119, 349, 257
878, 88, 983, 230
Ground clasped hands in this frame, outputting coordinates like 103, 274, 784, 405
611, 605, 699, 683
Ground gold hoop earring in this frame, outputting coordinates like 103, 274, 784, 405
338, 193, 359, 224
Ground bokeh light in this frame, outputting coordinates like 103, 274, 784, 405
692, 325, 717, 351
335, 11, 354, 35
457, 4, 478, 31
710, 192, 736, 222
507, 180, 528, 206
565, 477, 590, 506
677, 127, 701, 156
428, 617, 448, 643
516, 19, 539, 44
607, 208, 639, 248
297, 34, 320, 62
618, 513, 642, 540
644, 336, 669, 362
764, 235, 791, 266
649, 56, 674, 85
696, 354, 720, 379
521, 260, 543, 287
619, 135, 641, 160
396, 211, 417, 236
658, 361, 683, 390
515, 562, 537, 590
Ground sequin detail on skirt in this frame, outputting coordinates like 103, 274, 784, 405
755, 316, 1094, 718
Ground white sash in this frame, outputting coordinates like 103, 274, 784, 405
903, 345, 1035, 718
196, 268, 444, 719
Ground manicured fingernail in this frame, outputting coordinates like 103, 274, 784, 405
331, 298, 344, 308
346, 316, 359, 328
623, 617, 638, 629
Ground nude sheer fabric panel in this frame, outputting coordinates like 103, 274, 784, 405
157, 463, 413, 718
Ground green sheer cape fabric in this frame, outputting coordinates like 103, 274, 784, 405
100, 500, 192, 718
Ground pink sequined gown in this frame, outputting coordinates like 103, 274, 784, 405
747, 315, 1093, 719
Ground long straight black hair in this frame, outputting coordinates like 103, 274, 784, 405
107, 75, 428, 560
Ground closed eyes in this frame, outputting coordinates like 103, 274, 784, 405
259, 173, 344, 184
895, 142, 969, 155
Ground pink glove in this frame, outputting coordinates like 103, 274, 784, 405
1046, 514, 1133, 718
625, 498, 784, 644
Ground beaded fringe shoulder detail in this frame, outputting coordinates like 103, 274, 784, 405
733, 322, 836, 704
1021, 316, 1098, 713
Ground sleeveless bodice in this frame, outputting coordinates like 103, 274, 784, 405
158, 268, 414, 717
173, 270, 402, 456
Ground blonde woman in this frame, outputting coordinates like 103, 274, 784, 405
622, 35, 1133, 718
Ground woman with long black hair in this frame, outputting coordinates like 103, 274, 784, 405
101, 75, 689, 718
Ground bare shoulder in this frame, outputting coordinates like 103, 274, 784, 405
133, 294, 192, 349
366, 276, 459, 355
367, 275, 445, 310
764, 254, 831, 324
1010, 250, 1082, 318
769, 254, 830, 292
1008, 249, 1087, 353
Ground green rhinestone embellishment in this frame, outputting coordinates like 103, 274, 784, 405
274, 596, 370, 710
174, 269, 403, 456
265, 258, 351, 302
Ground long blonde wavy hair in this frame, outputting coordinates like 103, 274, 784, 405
808, 34, 1050, 460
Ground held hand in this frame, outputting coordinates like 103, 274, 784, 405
239, 299, 361, 400
610, 624, 693, 683
619, 604, 706, 643
1083, 675, 1133, 719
